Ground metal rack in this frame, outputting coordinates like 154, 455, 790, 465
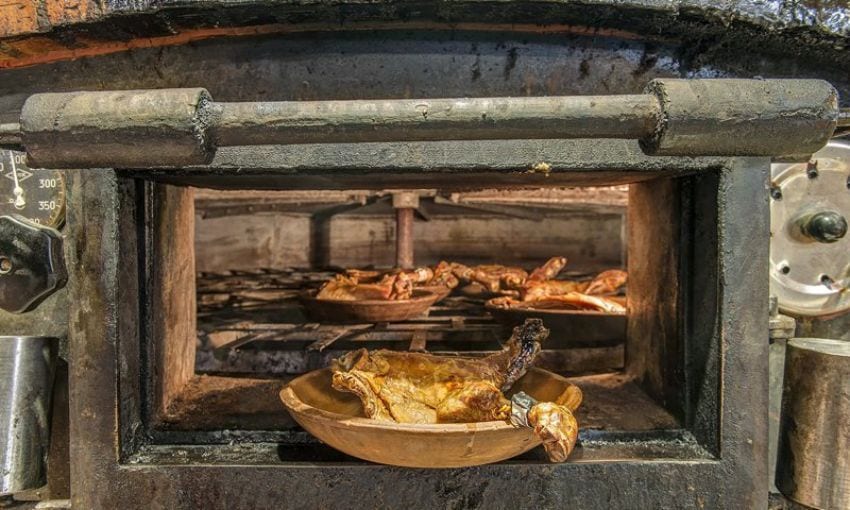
195, 268, 624, 377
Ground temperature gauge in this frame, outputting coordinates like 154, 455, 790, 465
0, 150, 66, 229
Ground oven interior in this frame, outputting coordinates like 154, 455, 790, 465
138, 171, 718, 463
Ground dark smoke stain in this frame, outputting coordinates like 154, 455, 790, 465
503, 47, 518, 80
471, 54, 481, 81
579, 59, 590, 78
469, 43, 481, 81
633, 45, 660, 77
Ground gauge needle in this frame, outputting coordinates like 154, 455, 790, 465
10, 155, 25, 209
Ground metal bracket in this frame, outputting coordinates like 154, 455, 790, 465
510, 391, 538, 428
769, 296, 797, 341
4, 79, 839, 168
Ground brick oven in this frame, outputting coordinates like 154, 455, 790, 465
0, 2, 848, 509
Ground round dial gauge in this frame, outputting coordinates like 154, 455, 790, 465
0, 150, 66, 229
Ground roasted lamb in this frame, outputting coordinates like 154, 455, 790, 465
331, 319, 582, 462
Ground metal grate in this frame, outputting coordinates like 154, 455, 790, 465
195, 269, 624, 377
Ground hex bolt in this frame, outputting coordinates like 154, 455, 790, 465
770, 186, 783, 200
779, 264, 791, 275
0, 256, 11, 275
806, 160, 819, 179
821, 274, 835, 287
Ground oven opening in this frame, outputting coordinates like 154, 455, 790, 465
143, 176, 711, 463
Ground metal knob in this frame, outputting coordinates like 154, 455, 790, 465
0, 215, 67, 313
801, 211, 848, 243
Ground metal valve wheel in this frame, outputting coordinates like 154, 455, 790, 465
0, 215, 66, 313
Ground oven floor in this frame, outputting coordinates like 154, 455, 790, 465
160, 369, 678, 434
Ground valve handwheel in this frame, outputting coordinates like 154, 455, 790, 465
0, 215, 66, 313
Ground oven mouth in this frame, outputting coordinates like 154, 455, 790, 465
127, 171, 723, 465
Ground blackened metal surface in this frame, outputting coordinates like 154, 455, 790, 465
7, 1, 850, 70
119, 0, 850, 40
796, 314, 850, 341
0, 216, 67, 314
0, 30, 696, 108
0, 290, 68, 355
683, 170, 722, 455
130, 138, 728, 190
715, 158, 771, 502
45, 362, 70, 500
0, 27, 848, 125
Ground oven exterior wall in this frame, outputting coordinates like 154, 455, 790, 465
0, 14, 800, 508
66, 153, 769, 509
0, 1, 849, 105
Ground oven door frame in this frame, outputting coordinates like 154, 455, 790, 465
66, 140, 769, 509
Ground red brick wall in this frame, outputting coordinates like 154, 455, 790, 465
0, 0, 99, 37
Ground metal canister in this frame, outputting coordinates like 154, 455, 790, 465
776, 337, 850, 509
0, 336, 58, 497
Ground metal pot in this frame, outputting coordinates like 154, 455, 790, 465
776, 337, 850, 509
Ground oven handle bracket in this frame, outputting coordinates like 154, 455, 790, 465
2, 79, 840, 169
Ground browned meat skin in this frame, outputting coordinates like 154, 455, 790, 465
446, 256, 567, 295
316, 272, 413, 301
331, 320, 545, 422
345, 267, 434, 284
436, 380, 511, 422
521, 280, 589, 301
584, 269, 628, 295
427, 261, 461, 289
344, 268, 382, 281
404, 267, 435, 284
490, 292, 626, 314
536, 293, 625, 313
528, 402, 579, 463
331, 319, 583, 462
528, 256, 568, 282
517, 263, 627, 307
449, 262, 528, 294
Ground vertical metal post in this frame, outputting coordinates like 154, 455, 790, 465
395, 208, 414, 270
392, 193, 419, 269
0, 336, 58, 497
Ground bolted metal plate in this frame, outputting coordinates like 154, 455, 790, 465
770, 140, 850, 317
